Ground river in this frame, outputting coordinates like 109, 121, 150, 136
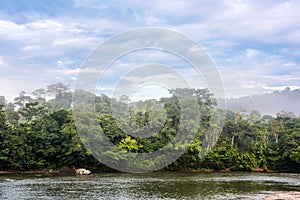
0, 172, 299, 199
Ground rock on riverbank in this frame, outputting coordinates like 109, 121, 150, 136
75, 168, 91, 175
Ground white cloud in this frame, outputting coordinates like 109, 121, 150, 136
47, 67, 79, 75
0, 56, 6, 67
263, 85, 300, 92
73, 0, 108, 10
0, 65, 79, 101
0, 17, 121, 56
26, 20, 64, 31
149, 0, 300, 44
21, 45, 42, 51
244, 49, 262, 59
217, 47, 300, 98
0, 0, 300, 101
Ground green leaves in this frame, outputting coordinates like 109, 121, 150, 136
117, 136, 142, 152
0, 86, 300, 172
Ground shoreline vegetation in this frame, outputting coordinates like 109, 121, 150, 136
1, 83, 300, 173
0, 168, 281, 175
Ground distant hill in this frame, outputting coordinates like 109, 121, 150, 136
224, 87, 300, 116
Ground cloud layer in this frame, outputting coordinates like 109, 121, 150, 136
0, 0, 299, 101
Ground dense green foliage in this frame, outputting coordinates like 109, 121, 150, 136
0, 83, 299, 172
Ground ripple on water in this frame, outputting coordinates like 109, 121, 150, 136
0, 173, 299, 200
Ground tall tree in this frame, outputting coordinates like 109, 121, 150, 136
47, 83, 72, 110
46, 82, 69, 99
32, 88, 46, 102
0, 96, 6, 105
13, 91, 33, 108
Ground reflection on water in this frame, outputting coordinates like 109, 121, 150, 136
0, 172, 299, 200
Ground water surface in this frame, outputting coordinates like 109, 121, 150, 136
0, 172, 299, 199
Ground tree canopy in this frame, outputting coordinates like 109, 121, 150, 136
0, 83, 299, 172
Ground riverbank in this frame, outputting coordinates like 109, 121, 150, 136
0, 168, 286, 175
177, 168, 279, 173
0, 168, 75, 175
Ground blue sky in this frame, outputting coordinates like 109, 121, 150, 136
0, 0, 300, 101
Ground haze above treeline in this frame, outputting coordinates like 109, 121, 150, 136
224, 87, 300, 116
1, 83, 300, 117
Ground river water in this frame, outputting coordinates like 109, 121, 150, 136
0, 172, 299, 199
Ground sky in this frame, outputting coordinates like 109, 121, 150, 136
0, 0, 300, 101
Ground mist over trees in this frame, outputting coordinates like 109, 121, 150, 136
0, 83, 299, 172
226, 87, 300, 116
